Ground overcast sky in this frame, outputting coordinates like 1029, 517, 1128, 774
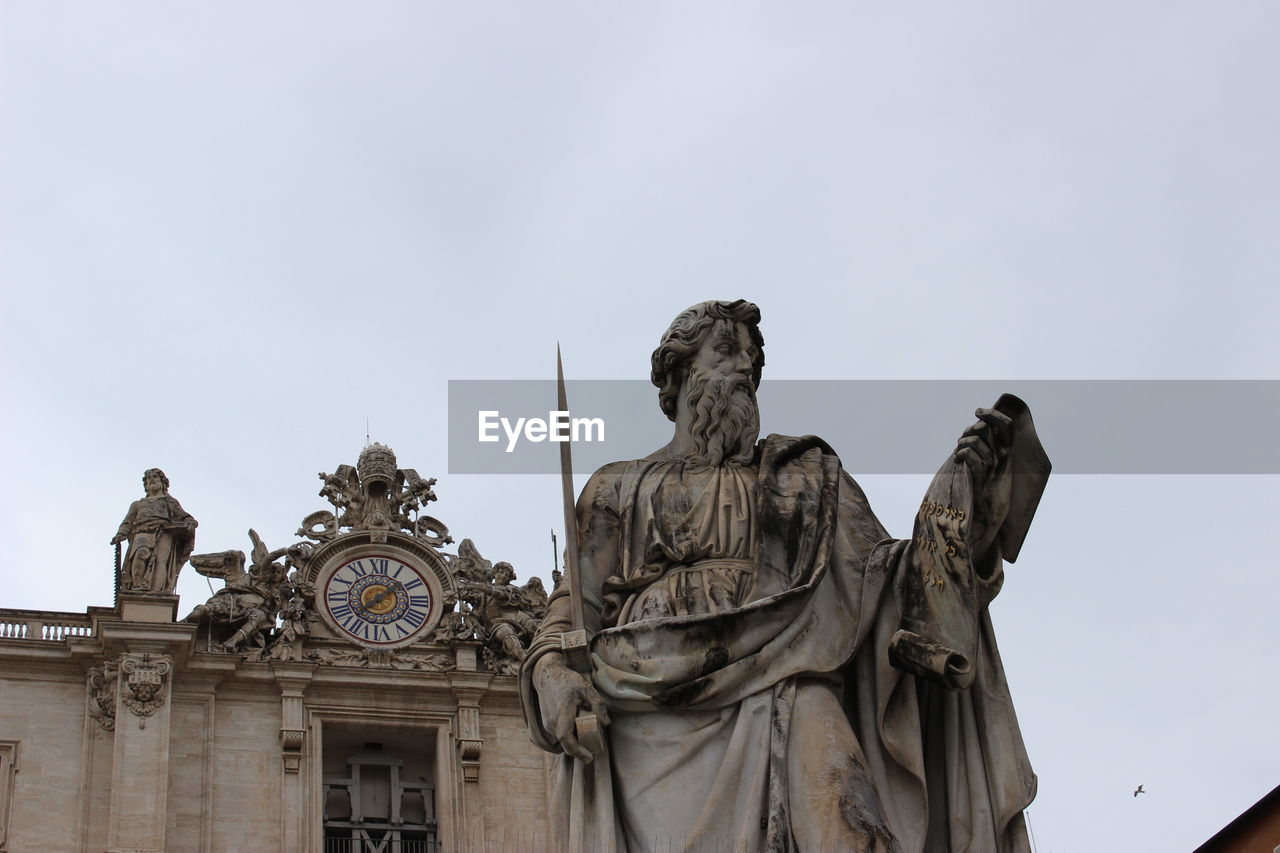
2, 4, 1277, 851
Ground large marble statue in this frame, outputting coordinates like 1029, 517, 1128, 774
519, 300, 1050, 852
111, 468, 198, 594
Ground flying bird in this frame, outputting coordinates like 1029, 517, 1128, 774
1133, 785, 1145, 797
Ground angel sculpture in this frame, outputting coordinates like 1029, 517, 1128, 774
267, 571, 314, 661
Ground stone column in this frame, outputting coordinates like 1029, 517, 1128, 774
105, 651, 175, 853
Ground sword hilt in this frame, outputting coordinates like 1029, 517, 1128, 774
574, 711, 604, 758
561, 627, 591, 672
562, 629, 604, 757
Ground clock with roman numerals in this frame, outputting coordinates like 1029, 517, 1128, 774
317, 550, 442, 648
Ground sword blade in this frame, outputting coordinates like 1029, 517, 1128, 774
557, 345, 588, 635
557, 346, 604, 750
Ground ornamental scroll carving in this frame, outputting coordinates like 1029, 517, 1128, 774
178, 443, 549, 672
309, 444, 453, 548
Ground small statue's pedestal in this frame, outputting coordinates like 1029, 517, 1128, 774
118, 593, 179, 624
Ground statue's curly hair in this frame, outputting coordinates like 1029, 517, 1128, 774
142, 468, 170, 492
650, 299, 765, 421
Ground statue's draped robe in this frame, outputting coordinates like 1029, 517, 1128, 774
521, 434, 1037, 852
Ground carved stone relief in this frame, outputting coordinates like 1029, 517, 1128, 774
119, 653, 172, 728
86, 661, 118, 732
302, 646, 456, 672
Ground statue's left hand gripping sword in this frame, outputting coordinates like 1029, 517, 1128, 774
557, 346, 606, 757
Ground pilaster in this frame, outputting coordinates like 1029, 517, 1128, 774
449, 670, 491, 852
272, 662, 316, 853
105, 651, 174, 853
98, 601, 195, 853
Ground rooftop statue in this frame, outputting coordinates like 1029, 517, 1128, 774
184, 530, 298, 656
111, 468, 198, 594
519, 300, 1050, 852
310, 443, 450, 545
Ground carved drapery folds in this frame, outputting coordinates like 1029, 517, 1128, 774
119, 653, 172, 728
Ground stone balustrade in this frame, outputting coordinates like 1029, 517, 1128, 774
0, 609, 93, 640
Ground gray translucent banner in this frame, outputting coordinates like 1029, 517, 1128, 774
447, 380, 1279, 475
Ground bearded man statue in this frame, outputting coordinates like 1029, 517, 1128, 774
519, 299, 1051, 852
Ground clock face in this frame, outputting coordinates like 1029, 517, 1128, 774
319, 553, 440, 647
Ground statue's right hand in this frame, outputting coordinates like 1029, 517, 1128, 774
532, 652, 611, 764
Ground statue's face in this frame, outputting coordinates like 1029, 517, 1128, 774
676, 319, 762, 466
685, 320, 759, 389
494, 565, 515, 585
144, 472, 165, 496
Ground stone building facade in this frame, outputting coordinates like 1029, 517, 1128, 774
0, 446, 552, 853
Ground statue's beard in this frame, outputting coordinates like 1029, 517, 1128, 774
682, 366, 760, 468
